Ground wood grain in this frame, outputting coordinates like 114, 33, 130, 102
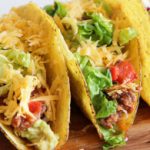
0, 101, 150, 150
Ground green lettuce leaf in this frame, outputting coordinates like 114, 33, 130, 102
44, 1, 67, 18
74, 53, 112, 89
75, 53, 125, 149
74, 52, 112, 98
119, 27, 137, 45
44, 5, 54, 16
74, 53, 116, 116
5, 49, 30, 68
84, 67, 112, 98
96, 95, 117, 119
100, 126, 126, 150
78, 12, 113, 46
92, 91, 117, 119
0, 50, 31, 89
74, 53, 91, 70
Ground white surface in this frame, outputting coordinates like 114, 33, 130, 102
0, 0, 149, 15
142, 0, 150, 8
0, 0, 65, 15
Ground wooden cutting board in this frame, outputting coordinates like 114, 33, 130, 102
0, 101, 150, 150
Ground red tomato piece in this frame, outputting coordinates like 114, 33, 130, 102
29, 101, 43, 115
110, 61, 137, 84
110, 66, 119, 81
12, 101, 46, 130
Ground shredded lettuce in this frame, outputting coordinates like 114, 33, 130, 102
74, 53, 91, 70
75, 53, 125, 149
74, 53, 112, 95
78, 12, 113, 46
45, 3, 113, 48
0, 49, 40, 84
91, 90, 117, 119
44, 1, 67, 18
119, 27, 137, 45
20, 120, 58, 150
75, 53, 118, 118
95, 92, 117, 119
100, 126, 126, 150
4, 49, 30, 68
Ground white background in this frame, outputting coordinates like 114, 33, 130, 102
0, 0, 149, 15
0, 0, 66, 15
143, 0, 150, 8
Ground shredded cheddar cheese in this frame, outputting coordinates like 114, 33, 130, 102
0, 10, 59, 125
54, 0, 128, 67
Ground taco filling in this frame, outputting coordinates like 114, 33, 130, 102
146, 7, 150, 14
45, 0, 139, 149
0, 10, 60, 150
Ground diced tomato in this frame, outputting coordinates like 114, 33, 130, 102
110, 66, 119, 81
12, 101, 46, 130
29, 101, 43, 115
110, 61, 137, 84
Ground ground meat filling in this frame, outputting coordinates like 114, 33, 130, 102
12, 88, 47, 130
12, 115, 35, 130
100, 114, 119, 129
108, 88, 136, 113
31, 87, 46, 98
100, 86, 137, 129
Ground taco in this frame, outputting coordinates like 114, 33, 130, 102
109, 0, 150, 107
0, 3, 70, 150
44, 0, 141, 149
